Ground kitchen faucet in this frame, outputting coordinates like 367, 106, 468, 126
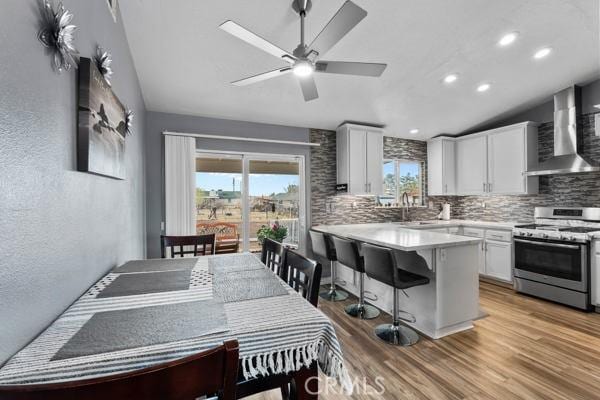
401, 191, 410, 221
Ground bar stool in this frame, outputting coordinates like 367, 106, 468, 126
331, 236, 380, 319
362, 243, 430, 346
309, 230, 348, 301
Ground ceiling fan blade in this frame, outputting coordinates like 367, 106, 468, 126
232, 67, 292, 86
315, 61, 387, 77
219, 20, 295, 63
298, 76, 319, 101
308, 1, 367, 57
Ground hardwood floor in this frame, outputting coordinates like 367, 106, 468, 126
247, 282, 600, 399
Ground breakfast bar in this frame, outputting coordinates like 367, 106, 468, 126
312, 223, 483, 339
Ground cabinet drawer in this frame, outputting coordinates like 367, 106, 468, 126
462, 227, 485, 238
485, 229, 512, 242
448, 227, 461, 235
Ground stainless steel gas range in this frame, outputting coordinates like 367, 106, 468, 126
513, 207, 600, 310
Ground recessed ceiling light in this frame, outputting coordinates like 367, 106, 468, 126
533, 47, 552, 59
498, 32, 519, 46
444, 74, 458, 84
477, 83, 491, 92
410, 129, 419, 134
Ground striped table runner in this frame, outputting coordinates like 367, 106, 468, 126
0, 253, 351, 392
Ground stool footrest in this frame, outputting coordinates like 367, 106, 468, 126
364, 291, 378, 301
395, 310, 416, 324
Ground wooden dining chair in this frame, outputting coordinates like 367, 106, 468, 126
160, 234, 216, 258
260, 238, 286, 277
282, 249, 322, 307
0, 340, 239, 400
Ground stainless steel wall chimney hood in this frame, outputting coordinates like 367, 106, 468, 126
526, 85, 600, 176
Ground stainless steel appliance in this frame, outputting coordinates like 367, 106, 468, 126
525, 86, 600, 176
513, 207, 600, 310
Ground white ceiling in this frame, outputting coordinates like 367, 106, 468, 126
120, 0, 599, 139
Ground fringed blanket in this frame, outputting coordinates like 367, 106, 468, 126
0, 253, 352, 393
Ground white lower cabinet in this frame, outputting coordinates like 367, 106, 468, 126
460, 226, 513, 283
484, 240, 512, 282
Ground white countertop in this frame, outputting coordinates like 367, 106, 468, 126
312, 223, 482, 251
395, 219, 520, 230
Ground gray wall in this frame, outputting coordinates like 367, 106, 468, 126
0, 1, 146, 364
145, 112, 311, 258
462, 78, 600, 134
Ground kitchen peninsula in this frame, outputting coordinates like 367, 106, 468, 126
312, 223, 483, 338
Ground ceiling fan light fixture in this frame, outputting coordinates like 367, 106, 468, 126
293, 60, 314, 77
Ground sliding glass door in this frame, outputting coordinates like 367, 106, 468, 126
195, 154, 244, 252
247, 158, 302, 252
196, 152, 305, 253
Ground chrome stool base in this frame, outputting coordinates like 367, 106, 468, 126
374, 323, 419, 346
319, 288, 349, 301
345, 303, 380, 319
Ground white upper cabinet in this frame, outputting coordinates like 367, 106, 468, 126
365, 130, 383, 195
431, 122, 538, 196
427, 138, 455, 195
337, 124, 383, 195
456, 135, 488, 195
487, 124, 539, 195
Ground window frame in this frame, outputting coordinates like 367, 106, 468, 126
382, 158, 423, 206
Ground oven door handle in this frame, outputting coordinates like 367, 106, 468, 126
514, 238, 581, 250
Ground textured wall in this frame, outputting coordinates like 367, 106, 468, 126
0, 1, 146, 364
311, 112, 600, 226
145, 111, 311, 258
310, 130, 441, 226
437, 113, 600, 222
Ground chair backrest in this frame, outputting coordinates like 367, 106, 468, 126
196, 222, 238, 241
0, 340, 239, 400
362, 243, 395, 287
309, 230, 336, 262
261, 238, 286, 277
331, 236, 363, 272
362, 244, 430, 289
161, 234, 216, 258
282, 249, 322, 307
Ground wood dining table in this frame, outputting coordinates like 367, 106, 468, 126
0, 253, 351, 399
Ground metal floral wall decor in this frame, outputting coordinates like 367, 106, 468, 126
107, 0, 118, 23
95, 46, 113, 86
125, 109, 134, 136
38, 0, 79, 73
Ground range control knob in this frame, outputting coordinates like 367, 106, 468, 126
526, 232, 533, 237
542, 233, 548, 239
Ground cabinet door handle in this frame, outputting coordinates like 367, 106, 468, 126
483, 182, 486, 192
368, 183, 371, 192
444, 184, 447, 193
488, 183, 492, 192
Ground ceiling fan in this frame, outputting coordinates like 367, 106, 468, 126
219, 0, 387, 102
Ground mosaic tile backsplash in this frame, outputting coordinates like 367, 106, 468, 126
310, 113, 600, 226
